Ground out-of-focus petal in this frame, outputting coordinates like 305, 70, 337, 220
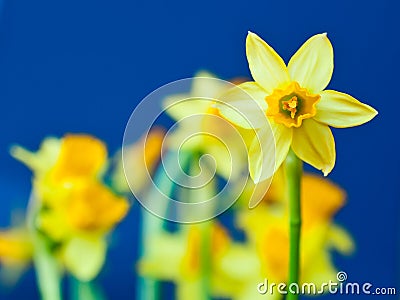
138, 233, 186, 280
163, 95, 211, 121
10, 138, 61, 176
50, 135, 107, 182
63, 236, 106, 281
327, 225, 355, 255
301, 174, 346, 227
163, 71, 229, 121
192, 70, 229, 98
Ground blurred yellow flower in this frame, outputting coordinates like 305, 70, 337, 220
12, 135, 107, 204
208, 172, 353, 299
11, 134, 129, 281
0, 228, 32, 267
216, 32, 377, 182
111, 127, 165, 194
238, 210, 351, 283
236, 172, 354, 286
163, 71, 254, 180
300, 174, 346, 229
0, 227, 32, 285
137, 170, 353, 299
49, 134, 107, 183
38, 181, 128, 241
138, 222, 230, 300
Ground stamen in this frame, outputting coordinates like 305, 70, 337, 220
282, 96, 298, 119
265, 81, 320, 128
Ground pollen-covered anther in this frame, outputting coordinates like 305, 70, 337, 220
282, 96, 298, 119
265, 81, 320, 128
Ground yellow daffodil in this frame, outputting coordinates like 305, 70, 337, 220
216, 32, 377, 182
0, 229, 32, 267
300, 174, 346, 229
210, 172, 354, 300
237, 207, 352, 285
11, 134, 129, 281
163, 71, 254, 180
49, 134, 107, 183
11, 135, 108, 206
239, 169, 346, 227
0, 227, 32, 285
214, 243, 269, 300
236, 166, 286, 209
138, 223, 230, 300
10, 137, 62, 179
111, 127, 165, 194
38, 180, 128, 239
138, 171, 353, 299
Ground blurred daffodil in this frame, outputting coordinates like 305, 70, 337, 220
216, 32, 377, 182
235, 172, 354, 288
209, 171, 353, 299
111, 127, 165, 194
138, 222, 230, 300
0, 227, 32, 285
163, 71, 254, 180
0, 228, 32, 267
11, 134, 129, 281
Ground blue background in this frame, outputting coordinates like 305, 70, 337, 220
0, 0, 398, 299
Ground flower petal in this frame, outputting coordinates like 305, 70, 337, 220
291, 119, 335, 176
163, 72, 229, 121
249, 122, 292, 183
221, 81, 268, 111
246, 32, 289, 93
215, 82, 269, 129
138, 233, 186, 280
301, 232, 338, 286
50, 135, 108, 182
328, 225, 355, 255
192, 71, 229, 98
163, 94, 210, 121
63, 236, 106, 281
288, 33, 333, 93
314, 90, 378, 128
217, 244, 261, 280
10, 137, 61, 176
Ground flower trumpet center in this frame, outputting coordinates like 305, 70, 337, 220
265, 82, 320, 128
282, 96, 298, 119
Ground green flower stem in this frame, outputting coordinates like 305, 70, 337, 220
71, 277, 105, 300
187, 153, 215, 300
137, 150, 191, 300
32, 238, 63, 300
27, 193, 63, 300
284, 149, 302, 300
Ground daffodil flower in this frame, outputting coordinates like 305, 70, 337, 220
221, 172, 354, 298
11, 134, 129, 281
216, 32, 377, 182
163, 71, 254, 180
0, 227, 32, 285
0, 229, 32, 267
139, 170, 353, 299
111, 127, 165, 194
138, 223, 230, 300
